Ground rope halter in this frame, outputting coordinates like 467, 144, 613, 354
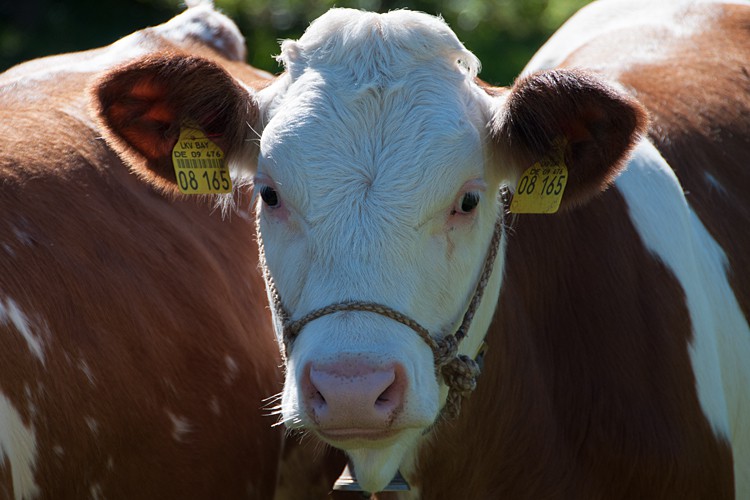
256, 195, 506, 420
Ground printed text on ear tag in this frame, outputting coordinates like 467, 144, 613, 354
510, 138, 568, 214
172, 126, 233, 194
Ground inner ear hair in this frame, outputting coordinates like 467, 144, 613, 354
92, 53, 256, 193
491, 69, 648, 207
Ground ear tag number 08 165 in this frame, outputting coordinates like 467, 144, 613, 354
510, 138, 568, 214
172, 125, 233, 194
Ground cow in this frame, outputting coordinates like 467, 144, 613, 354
90, 0, 750, 498
0, 3, 295, 499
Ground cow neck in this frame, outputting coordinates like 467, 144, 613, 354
255, 189, 508, 419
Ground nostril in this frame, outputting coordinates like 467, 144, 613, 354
313, 390, 325, 405
375, 381, 397, 407
302, 361, 406, 428
374, 365, 405, 411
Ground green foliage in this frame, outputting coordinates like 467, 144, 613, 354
1, 0, 591, 85
219, 0, 592, 84
0, 0, 176, 72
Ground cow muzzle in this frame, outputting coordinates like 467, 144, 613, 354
301, 358, 407, 441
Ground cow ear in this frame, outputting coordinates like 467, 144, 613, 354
91, 53, 257, 195
490, 69, 648, 209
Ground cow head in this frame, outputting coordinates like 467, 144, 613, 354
93, 8, 646, 492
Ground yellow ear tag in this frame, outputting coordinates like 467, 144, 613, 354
510, 138, 568, 214
172, 125, 233, 194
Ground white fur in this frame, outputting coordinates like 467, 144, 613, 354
0, 4, 256, 88
524, 2, 750, 493
78, 359, 95, 387
223, 354, 239, 385
84, 417, 99, 435
704, 171, 729, 195
154, 3, 247, 61
254, 9, 506, 491
251, 4, 750, 494
523, 0, 732, 76
166, 411, 193, 443
0, 298, 45, 366
617, 140, 750, 497
0, 34, 148, 88
0, 392, 40, 500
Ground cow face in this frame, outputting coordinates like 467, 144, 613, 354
93, 8, 645, 493
253, 10, 503, 490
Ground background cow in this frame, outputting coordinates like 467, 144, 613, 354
91, 0, 749, 498
0, 3, 298, 498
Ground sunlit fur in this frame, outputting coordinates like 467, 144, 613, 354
523, 2, 750, 494
253, 9, 507, 491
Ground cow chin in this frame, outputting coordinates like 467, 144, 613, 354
343, 430, 421, 493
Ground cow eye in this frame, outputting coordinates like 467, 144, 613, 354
458, 192, 480, 213
259, 185, 279, 207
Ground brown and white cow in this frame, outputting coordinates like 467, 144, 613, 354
0, 3, 296, 499
91, 0, 750, 498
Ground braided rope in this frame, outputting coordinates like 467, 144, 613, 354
441, 354, 481, 419
255, 197, 506, 419
286, 302, 439, 353
454, 216, 504, 343
255, 217, 291, 359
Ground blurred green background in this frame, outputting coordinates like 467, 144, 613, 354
0, 0, 592, 86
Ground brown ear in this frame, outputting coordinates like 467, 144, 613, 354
491, 69, 648, 208
91, 53, 257, 194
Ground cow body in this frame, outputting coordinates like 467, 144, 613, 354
413, 1, 750, 497
0, 5, 284, 498
89, 1, 750, 498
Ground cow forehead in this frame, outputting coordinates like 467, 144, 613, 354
259, 81, 484, 226
258, 73, 488, 222
254, 8, 492, 217
277, 8, 480, 81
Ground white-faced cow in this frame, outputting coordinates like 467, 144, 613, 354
0, 4, 296, 499
92, 0, 750, 498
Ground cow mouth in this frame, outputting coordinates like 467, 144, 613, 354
317, 427, 400, 446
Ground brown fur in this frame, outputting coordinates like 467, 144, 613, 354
407, 2, 747, 498
609, 3, 750, 329
75, 3, 748, 498
0, 8, 285, 499
492, 69, 648, 209
410, 190, 733, 498
93, 54, 259, 195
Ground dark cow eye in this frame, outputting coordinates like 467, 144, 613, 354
260, 185, 279, 207
458, 192, 480, 213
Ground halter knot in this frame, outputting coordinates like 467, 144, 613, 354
440, 354, 481, 419
434, 334, 459, 367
